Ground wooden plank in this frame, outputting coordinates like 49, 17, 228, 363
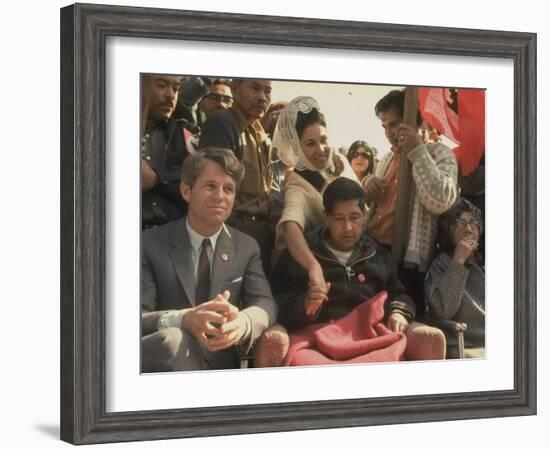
391, 86, 418, 267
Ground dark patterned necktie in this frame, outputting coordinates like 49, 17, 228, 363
195, 239, 211, 304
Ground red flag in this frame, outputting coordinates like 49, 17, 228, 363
453, 89, 485, 176
419, 88, 485, 177
418, 88, 459, 143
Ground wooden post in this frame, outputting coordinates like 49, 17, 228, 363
391, 86, 418, 268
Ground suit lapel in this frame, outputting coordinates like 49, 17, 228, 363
210, 225, 234, 299
169, 219, 197, 306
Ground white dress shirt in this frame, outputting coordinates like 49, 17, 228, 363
157, 220, 251, 346
158, 220, 222, 329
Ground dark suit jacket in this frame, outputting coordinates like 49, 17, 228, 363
142, 118, 190, 228
198, 108, 244, 159
141, 218, 277, 367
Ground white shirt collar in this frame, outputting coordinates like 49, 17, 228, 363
325, 241, 353, 265
185, 219, 223, 254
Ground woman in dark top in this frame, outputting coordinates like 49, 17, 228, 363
425, 198, 485, 358
346, 140, 376, 185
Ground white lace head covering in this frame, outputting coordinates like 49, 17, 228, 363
272, 96, 335, 172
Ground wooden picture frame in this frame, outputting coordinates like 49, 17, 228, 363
60, 3, 536, 444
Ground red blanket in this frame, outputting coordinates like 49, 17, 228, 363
283, 291, 407, 366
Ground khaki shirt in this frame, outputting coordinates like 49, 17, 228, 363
232, 107, 272, 217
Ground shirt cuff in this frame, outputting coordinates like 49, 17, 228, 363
238, 311, 253, 348
157, 310, 186, 330
239, 312, 252, 343
391, 308, 414, 323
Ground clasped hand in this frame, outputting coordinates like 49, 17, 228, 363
182, 291, 246, 352
397, 123, 422, 153
386, 312, 409, 333
141, 160, 157, 191
304, 280, 331, 317
363, 176, 385, 203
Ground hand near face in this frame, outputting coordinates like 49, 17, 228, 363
387, 312, 410, 333
304, 281, 331, 316
452, 237, 479, 265
363, 176, 385, 203
398, 123, 422, 153
260, 101, 287, 136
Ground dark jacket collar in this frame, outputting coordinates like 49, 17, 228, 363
305, 225, 377, 266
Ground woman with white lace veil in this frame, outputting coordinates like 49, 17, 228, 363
273, 96, 359, 313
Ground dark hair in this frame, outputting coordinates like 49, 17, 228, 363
181, 147, 245, 188
212, 78, 232, 88
295, 108, 327, 139
436, 197, 483, 254
323, 177, 366, 215
346, 140, 375, 176
374, 89, 423, 128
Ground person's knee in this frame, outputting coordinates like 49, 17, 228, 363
142, 328, 184, 372
158, 327, 184, 362
405, 322, 446, 360
254, 323, 290, 368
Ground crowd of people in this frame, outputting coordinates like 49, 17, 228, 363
140, 74, 486, 372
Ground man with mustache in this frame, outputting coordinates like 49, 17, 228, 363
141, 73, 193, 229
198, 79, 276, 274
198, 78, 234, 120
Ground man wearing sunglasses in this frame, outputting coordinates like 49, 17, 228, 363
198, 79, 234, 121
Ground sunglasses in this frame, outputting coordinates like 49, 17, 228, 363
351, 152, 370, 160
205, 93, 233, 104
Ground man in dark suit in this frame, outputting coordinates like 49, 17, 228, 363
198, 79, 276, 274
141, 148, 278, 372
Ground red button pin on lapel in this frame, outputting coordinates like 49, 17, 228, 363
357, 274, 366, 283
220, 253, 229, 262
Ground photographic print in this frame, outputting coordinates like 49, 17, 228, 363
140, 74, 486, 373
